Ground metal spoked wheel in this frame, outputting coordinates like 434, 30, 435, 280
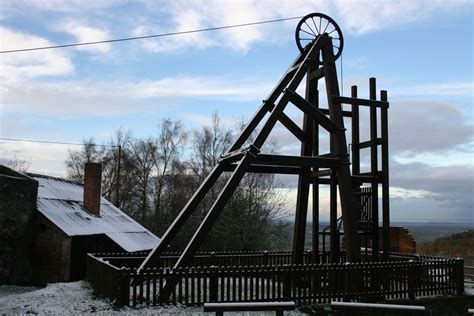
295, 13, 344, 64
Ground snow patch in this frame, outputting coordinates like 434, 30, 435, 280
0, 281, 305, 315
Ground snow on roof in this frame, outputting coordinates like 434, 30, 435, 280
28, 173, 160, 253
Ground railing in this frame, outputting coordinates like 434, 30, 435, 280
86, 251, 464, 306
95, 250, 417, 271
100, 251, 326, 269
86, 254, 129, 305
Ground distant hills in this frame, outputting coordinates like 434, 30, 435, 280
417, 230, 474, 257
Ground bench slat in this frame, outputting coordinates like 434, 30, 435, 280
204, 301, 295, 312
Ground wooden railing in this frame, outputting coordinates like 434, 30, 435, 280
94, 250, 417, 270
86, 254, 129, 305
86, 251, 464, 306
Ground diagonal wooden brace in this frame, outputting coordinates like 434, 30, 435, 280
286, 89, 343, 134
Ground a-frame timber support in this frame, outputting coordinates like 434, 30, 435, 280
138, 34, 366, 302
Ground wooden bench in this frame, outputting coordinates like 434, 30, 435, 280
204, 301, 296, 316
331, 302, 426, 315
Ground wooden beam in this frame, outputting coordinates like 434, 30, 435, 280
381, 90, 390, 260
312, 89, 320, 264
287, 89, 340, 134
228, 50, 308, 152
352, 175, 381, 183
358, 138, 382, 149
293, 62, 318, 265
255, 154, 345, 168
222, 163, 303, 175
319, 108, 352, 117
138, 163, 225, 272
333, 96, 389, 108
321, 35, 360, 262
309, 169, 332, 177
159, 155, 253, 301
370, 77, 379, 260
330, 171, 340, 262
308, 67, 325, 81
219, 148, 246, 164
278, 112, 308, 143
351, 85, 360, 175
252, 38, 322, 150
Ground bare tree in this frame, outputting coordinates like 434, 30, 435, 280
151, 119, 187, 233
188, 113, 287, 251
190, 113, 233, 180
1, 157, 30, 172
65, 116, 290, 250
128, 137, 156, 226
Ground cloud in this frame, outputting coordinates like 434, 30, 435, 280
1, 0, 471, 55
58, 21, 111, 53
1, 0, 121, 16
130, 0, 472, 53
334, 0, 472, 34
0, 140, 70, 177
0, 27, 74, 82
389, 100, 473, 155
394, 81, 474, 97
390, 160, 473, 220
0, 74, 273, 118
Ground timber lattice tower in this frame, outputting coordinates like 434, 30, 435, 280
140, 12, 391, 299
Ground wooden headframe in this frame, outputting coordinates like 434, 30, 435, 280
138, 35, 391, 301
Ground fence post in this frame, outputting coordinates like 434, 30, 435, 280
407, 261, 416, 299
283, 267, 291, 299
117, 268, 129, 306
343, 262, 353, 301
264, 250, 269, 266
455, 258, 464, 295
210, 266, 218, 302
159, 268, 171, 305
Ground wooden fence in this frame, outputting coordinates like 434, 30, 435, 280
91, 250, 416, 271
86, 251, 464, 306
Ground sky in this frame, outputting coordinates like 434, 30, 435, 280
0, 0, 473, 222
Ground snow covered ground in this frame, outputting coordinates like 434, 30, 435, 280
0, 281, 304, 315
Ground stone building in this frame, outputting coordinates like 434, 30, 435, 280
0, 163, 160, 285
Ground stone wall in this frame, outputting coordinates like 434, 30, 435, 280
0, 166, 38, 285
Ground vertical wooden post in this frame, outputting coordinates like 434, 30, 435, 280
210, 254, 218, 302
381, 90, 390, 260
369, 78, 379, 260
118, 268, 129, 306
350, 85, 361, 257
351, 86, 360, 175
456, 258, 465, 295
407, 263, 416, 299
321, 36, 360, 262
292, 60, 319, 264
330, 171, 339, 263
312, 90, 320, 264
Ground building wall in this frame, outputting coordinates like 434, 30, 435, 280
70, 235, 123, 281
379, 226, 417, 253
0, 166, 37, 285
33, 213, 72, 284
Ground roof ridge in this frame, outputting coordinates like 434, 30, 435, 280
26, 172, 82, 186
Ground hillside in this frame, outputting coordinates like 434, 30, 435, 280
417, 229, 474, 257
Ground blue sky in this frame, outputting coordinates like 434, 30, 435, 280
0, 0, 473, 222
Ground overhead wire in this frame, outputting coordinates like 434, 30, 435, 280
0, 16, 304, 54
0, 15, 305, 150
0, 137, 117, 147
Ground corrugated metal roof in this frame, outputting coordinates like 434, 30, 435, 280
29, 173, 160, 252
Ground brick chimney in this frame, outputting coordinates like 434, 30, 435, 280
83, 162, 102, 216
